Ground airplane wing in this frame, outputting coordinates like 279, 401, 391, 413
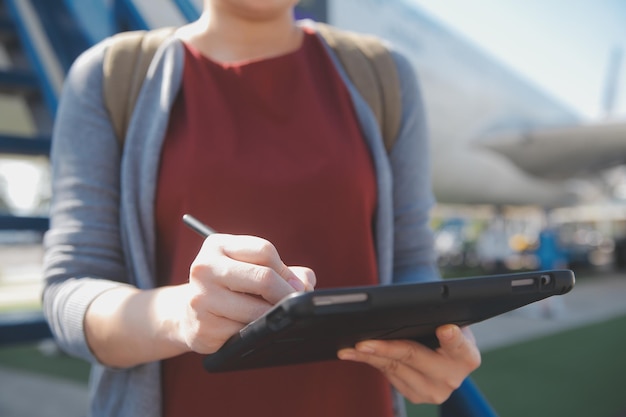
476, 120, 626, 180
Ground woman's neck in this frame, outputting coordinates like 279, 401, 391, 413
177, 7, 302, 64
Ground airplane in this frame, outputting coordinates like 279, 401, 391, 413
2, 0, 626, 212
315, 0, 626, 208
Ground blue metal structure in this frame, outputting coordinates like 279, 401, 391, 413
0, 1, 497, 415
441, 378, 499, 417
114, 0, 151, 31
173, 0, 200, 22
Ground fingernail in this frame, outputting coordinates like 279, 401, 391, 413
440, 325, 455, 341
356, 342, 376, 354
338, 350, 356, 360
288, 278, 305, 292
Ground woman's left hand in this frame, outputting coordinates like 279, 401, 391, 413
337, 325, 481, 404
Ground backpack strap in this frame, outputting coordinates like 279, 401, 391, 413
102, 25, 402, 152
102, 27, 176, 144
316, 23, 402, 152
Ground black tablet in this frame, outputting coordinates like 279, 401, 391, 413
203, 269, 575, 373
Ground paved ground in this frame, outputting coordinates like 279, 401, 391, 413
0, 366, 89, 417
472, 271, 626, 351
1, 269, 625, 417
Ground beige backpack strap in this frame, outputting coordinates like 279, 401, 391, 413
102, 27, 176, 144
316, 23, 402, 152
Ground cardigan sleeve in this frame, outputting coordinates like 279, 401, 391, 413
388, 48, 441, 283
42, 40, 132, 364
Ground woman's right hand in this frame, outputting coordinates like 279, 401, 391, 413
84, 233, 314, 368
176, 233, 316, 354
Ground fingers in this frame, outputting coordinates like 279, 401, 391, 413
436, 325, 482, 370
338, 339, 453, 404
191, 233, 305, 304
337, 325, 481, 405
182, 233, 316, 354
172, 282, 248, 354
288, 266, 316, 291
188, 280, 273, 324
182, 310, 243, 354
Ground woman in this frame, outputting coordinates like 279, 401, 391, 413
43, 1, 480, 416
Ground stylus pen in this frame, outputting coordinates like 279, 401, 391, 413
182, 214, 216, 238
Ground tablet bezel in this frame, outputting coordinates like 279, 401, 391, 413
203, 269, 575, 373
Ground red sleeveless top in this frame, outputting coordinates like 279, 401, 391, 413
155, 28, 393, 417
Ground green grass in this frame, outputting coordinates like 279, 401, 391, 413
0, 301, 42, 314
0, 343, 90, 384
470, 314, 626, 417
1, 315, 625, 416
407, 314, 626, 417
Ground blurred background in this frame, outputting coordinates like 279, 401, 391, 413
0, 0, 625, 416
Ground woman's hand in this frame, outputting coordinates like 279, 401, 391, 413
177, 233, 316, 354
337, 325, 481, 404
85, 233, 314, 368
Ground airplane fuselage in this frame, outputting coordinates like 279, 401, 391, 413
328, 0, 587, 207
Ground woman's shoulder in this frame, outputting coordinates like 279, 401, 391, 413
300, 20, 418, 87
67, 32, 182, 83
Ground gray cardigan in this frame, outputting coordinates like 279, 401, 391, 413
43, 21, 439, 417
